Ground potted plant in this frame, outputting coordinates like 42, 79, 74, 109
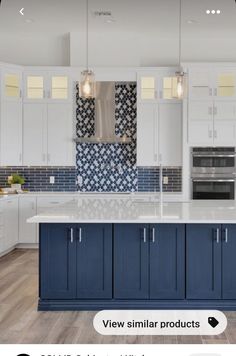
8, 174, 25, 191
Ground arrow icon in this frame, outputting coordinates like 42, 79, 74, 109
19, 8, 24, 16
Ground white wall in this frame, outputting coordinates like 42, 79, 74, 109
0, 33, 70, 66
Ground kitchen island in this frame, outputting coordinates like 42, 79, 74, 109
28, 196, 236, 311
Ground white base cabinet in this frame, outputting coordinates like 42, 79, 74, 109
3, 198, 19, 252
19, 197, 37, 244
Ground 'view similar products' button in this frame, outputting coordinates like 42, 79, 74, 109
93, 310, 227, 336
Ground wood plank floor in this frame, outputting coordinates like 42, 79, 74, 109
0, 249, 235, 344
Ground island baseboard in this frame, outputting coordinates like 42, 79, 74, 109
38, 299, 236, 311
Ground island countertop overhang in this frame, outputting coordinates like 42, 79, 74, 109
27, 197, 236, 224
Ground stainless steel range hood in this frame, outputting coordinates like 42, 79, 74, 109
75, 82, 131, 144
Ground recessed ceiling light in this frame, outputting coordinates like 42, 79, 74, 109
105, 18, 115, 24
25, 18, 34, 23
187, 19, 198, 24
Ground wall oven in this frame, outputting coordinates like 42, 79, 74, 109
191, 147, 236, 200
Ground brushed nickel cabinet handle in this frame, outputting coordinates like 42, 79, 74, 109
224, 228, 228, 243
215, 228, 220, 244
70, 228, 74, 243
79, 227, 82, 243
214, 88, 218, 96
143, 228, 147, 243
152, 227, 155, 243
209, 88, 213, 96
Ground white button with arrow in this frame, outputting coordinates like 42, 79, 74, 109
19, 8, 24, 16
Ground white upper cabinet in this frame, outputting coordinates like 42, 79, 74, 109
1, 68, 22, 102
188, 100, 213, 121
159, 103, 182, 166
188, 121, 214, 146
137, 69, 181, 103
137, 103, 159, 166
23, 103, 47, 166
0, 101, 23, 165
24, 71, 71, 103
47, 103, 74, 166
188, 67, 236, 100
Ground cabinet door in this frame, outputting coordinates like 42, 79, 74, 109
47, 103, 74, 166
137, 103, 158, 166
76, 224, 112, 299
159, 103, 182, 166
214, 121, 236, 146
49, 74, 71, 102
24, 72, 47, 102
19, 197, 37, 244
186, 224, 221, 299
114, 224, 149, 299
40, 224, 76, 299
2, 69, 22, 101
137, 73, 157, 102
188, 101, 213, 121
3, 199, 19, 250
150, 224, 185, 299
188, 121, 213, 145
214, 102, 236, 120
0, 101, 22, 165
23, 103, 47, 166
222, 225, 236, 299
214, 70, 236, 99
188, 69, 213, 99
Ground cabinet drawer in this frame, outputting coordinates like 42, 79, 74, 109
37, 196, 74, 211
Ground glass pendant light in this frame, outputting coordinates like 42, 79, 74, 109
80, 0, 95, 99
175, 0, 186, 99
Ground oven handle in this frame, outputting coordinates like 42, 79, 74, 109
192, 179, 235, 182
192, 154, 236, 158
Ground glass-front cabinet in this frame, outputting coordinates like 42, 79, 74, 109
137, 69, 181, 103
23, 71, 71, 102
1, 69, 22, 101
188, 67, 236, 100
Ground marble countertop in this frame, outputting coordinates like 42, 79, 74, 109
27, 196, 236, 224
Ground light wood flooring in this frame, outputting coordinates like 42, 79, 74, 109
0, 249, 236, 344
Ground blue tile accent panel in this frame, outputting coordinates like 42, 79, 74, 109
138, 167, 182, 192
76, 83, 138, 192
0, 167, 77, 192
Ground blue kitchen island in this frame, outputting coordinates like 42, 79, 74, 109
28, 195, 236, 310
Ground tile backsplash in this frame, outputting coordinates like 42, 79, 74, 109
0, 167, 77, 192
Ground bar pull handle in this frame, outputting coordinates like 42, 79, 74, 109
214, 88, 218, 96
208, 107, 213, 115
224, 228, 228, 243
209, 88, 213, 96
79, 227, 82, 243
214, 130, 217, 139
70, 228, 74, 243
152, 227, 155, 243
143, 228, 147, 243
215, 228, 220, 244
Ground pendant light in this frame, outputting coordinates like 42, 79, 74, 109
175, 0, 186, 99
80, 0, 95, 99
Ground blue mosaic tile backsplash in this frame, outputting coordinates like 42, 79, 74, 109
76, 83, 182, 193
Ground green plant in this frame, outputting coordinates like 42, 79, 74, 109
8, 174, 25, 185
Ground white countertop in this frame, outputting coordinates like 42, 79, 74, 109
27, 196, 236, 224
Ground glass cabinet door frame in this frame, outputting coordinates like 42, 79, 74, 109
213, 68, 236, 100
137, 68, 181, 103
1, 67, 23, 102
23, 70, 72, 103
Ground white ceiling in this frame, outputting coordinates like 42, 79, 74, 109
0, 0, 236, 35
1, 0, 236, 66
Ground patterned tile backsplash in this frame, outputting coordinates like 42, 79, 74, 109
0, 167, 77, 192
0, 83, 182, 193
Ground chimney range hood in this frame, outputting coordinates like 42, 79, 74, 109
75, 82, 131, 144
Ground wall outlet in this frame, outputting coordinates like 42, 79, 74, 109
77, 175, 83, 187
49, 176, 55, 184
163, 176, 169, 185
